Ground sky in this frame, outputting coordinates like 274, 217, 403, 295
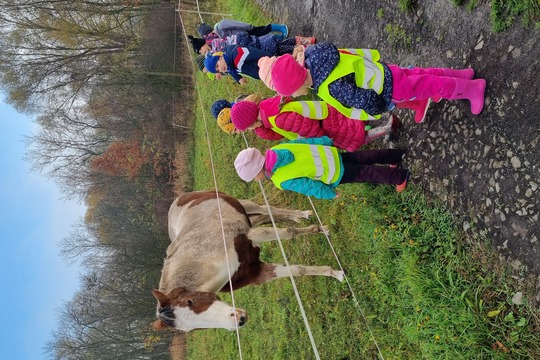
0, 97, 86, 360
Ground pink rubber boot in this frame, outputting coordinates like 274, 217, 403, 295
395, 98, 432, 123
442, 68, 475, 79
448, 78, 486, 115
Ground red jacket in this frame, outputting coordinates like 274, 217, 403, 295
255, 96, 367, 152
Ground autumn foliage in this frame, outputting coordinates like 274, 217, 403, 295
91, 140, 150, 179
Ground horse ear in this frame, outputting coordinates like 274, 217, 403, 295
151, 289, 167, 304
151, 319, 169, 330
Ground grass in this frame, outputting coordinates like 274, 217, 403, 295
179, 0, 540, 358
399, 0, 416, 12
451, 0, 540, 31
490, 0, 540, 31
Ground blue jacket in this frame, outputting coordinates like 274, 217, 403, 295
304, 42, 393, 116
268, 136, 345, 199
223, 45, 273, 83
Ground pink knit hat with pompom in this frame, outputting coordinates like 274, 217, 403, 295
231, 101, 259, 131
271, 54, 307, 96
234, 148, 265, 182
258, 56, 277, 90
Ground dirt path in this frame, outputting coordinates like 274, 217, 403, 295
256, 0, 540, 295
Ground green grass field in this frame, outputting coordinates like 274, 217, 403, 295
181, 1, 540, 358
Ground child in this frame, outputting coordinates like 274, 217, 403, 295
209, 99, 239, 134
194, 54, 220, 81
198, 21, 288, 40
204, 45, 273, 84
230, 94, 401, 151
268, 43, 486, 123
234, 136, 410, 199
188, 33, 314, 57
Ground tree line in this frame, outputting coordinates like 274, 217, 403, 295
0, 0, 190, 358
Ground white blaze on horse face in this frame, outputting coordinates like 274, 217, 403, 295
173, 300, 247, 332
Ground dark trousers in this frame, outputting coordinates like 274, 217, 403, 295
248, 24, 272, 37
340, 149, 408, 185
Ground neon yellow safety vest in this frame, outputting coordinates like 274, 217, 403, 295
317, 48, 385, 120
270, 143, 341, 189
266, 101, 329, 140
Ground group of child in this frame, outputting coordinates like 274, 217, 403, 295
190, 19, 487, 200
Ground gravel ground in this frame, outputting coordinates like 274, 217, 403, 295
256, 0, 540, 298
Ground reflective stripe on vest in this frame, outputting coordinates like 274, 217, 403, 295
339, 48, 380, 62
317, 49, 385, 120
266, 101, 329, 140
280, 101, 329, 119
270, 143, 341, 189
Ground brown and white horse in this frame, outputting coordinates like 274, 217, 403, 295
152, 190, 343, 332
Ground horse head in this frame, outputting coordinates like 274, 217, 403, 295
152, 287, 247, 332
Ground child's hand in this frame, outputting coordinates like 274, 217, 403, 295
334, 191, 340, 199
292, 45, 306, 65
239, 78, 248, 84
215, 73, 223, 80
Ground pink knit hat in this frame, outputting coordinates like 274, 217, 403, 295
231, 101, 259, 131
271, 54, 307, 96
234, 148, 265, 182
258, 56, 277, 90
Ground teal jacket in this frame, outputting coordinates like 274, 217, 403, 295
267, 136, 345, 199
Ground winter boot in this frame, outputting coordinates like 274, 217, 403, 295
365, 115, 401, 143
448, 78, 486, 115
395, 98, 432, 123
295, 36, 316, 46
396, 173, 409, 193
271, 24, 288, 38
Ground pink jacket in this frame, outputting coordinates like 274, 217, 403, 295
255, 96, 367, 152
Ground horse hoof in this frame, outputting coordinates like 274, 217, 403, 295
318, 225, 330, 236
334, 270, 345, 282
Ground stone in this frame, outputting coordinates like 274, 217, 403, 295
475, 40, 484, 50
511, 291, 523, 305
511, 156, 521, 169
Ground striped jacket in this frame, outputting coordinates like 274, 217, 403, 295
222, 45, 273, 83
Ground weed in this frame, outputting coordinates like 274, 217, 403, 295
399, 0, 416, 12
384, 23, 412, 49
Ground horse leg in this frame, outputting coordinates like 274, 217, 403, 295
249, 263, 344, 285
239, 199, 312, 226
247, 225, 327, 246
